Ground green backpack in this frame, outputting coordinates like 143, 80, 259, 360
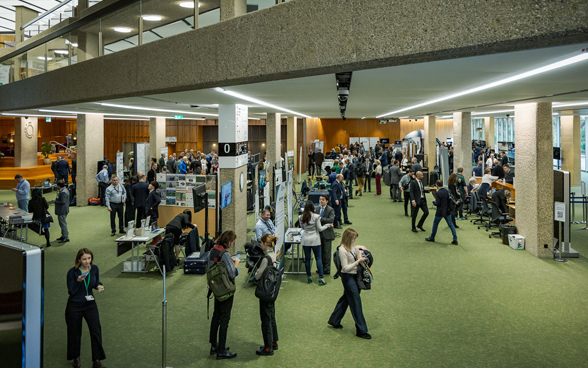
206, 251, 236, 302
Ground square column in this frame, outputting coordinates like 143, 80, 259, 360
560, 112, 581, 186
287, 116, 297, 172
218, 104, 248, 253
14, 117, 38, 167
220, 0, 247, 21
77, 114, 104, 206
266, 113, 281, 201
484, 117, 495, 148
515, 102, 553, 258
452, 112, 472, 172
14, 6, 38, 44
424, 116, 436, 167
149, 117, 166, 163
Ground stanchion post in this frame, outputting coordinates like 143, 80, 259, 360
162, 265, 171, 368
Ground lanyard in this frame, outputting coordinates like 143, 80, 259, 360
83, 268, 91, 295
264, 220, 274, 234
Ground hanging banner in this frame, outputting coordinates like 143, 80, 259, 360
275, 182, 286, 262
286, 150, 295, 173
161, 146, 168, 160
254, 165, 260, 223
319, 141, 324, 152
369, 137, 380, 150
350, 137, 360, 146
287, 171, 293, 227
116, 152, 124, 180
299, 146, 303, 183
360, 137, 370, 150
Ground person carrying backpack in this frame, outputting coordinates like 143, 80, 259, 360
207, 231, 239, 360
425, 180, 458, 245
254, 234, 280, 356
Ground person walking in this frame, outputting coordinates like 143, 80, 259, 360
389, 160, 403, 202
132, 175, 149, 227
13, 174, 30, 211
28, 189, 52, 248
66, 248, 107, 368
456, 168, 468, 220
373, 160, 382, 195
328, 228, 371, 339
410, 171, 429, 232
208, 231, 239, 360
255, 234, 280, 356
331, 174, 344, 229
447, 173, 461, 229
55, 180, 70, 243
399, 169, 415, 216
105, 177, 127, 236
355, 159, 366, 196
299, 201, 333, 285
145, 182, 161, 226
95, 165, 109, 207
315, 195, 336, 275
426, 180, 458, 245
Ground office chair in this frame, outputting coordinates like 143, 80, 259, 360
476, 196, 493, 229
487, 201, 513, 238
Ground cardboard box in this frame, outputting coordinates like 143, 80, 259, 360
508, 234, 525, 250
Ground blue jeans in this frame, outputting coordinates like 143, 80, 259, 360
429, 215, 458, 241
17, 199, 29, 211
303, 245, 323, 278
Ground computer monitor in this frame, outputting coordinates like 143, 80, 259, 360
193, 183, 207, 212
221, 181, 233, 210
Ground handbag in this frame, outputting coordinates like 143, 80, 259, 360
353, 250, 373, 290
42, 209, 54, 224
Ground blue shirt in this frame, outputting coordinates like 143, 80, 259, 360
254, 218, 276, 240
95, 169, 109, 183
179, 161, 187, 174
15, 179, 30, 200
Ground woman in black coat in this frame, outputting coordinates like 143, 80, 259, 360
28, 189, 51, 247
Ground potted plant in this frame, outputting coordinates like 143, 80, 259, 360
41, 142, 52, 165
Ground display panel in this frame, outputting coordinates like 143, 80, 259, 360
221, 181, 233, 209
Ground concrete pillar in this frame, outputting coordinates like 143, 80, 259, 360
220, 0, 247, 21
14, 117, 38, 167
452, 112, 472, 173
149, 117, 166, 163
77, 114, 104, 206
218, 104, 248, 253
424, 116, 436, 168
266, 113, 281, 199
77, 32, 100, 62
484, 117, 495, 148
287, 116, 297, 172
560, 112, 581, 186
14, 6, 38, 44
514, 102, 553, 258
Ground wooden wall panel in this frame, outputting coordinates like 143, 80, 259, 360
436, 120, 454, 143
103, 119, 149, 162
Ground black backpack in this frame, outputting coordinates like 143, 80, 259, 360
255, 255, 283, 302
444, 188, 457, 214
333, 246, 343, 279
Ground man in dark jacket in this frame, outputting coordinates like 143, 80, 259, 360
492, 188, 511, 214
132, 175, 150, 227
314, 150, 325, 176
426, 180, 458, 244
409, 171, 429, 232
166, 155, 176, 173
55, 156, 71, 185
504, 164, 514, 184
71, 159, 77, 184
491, 160, 504, 179
145, 182, 161, 226
343, 159, 355, 199
331, 175, 344, 229
389, 160, 403, 202
315, 195, 335, 275
158, 154, 166, 172
55, 180, 70, 243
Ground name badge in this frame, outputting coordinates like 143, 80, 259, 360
85, 295, 95, 301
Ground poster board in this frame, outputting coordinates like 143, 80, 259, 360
360, 137, 370, 149
116, 152, 123, 180
287, 171, 293, 227
369, 137, 380, 150
157, 173, 216, 209
286, 150, 295, 173
160, 147, 168, 160
319, 141, 324, 153
275, 182, 286, 262
314, 139, 320, 153
0, 65, 10, 85
350, 137, 360, 146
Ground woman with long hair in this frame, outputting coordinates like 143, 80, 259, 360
65, 248, 107, 368
255, 234, 280, 356
208, 231, 239, 360
28, 188, 51, 248
299, 201, 333, 285
328, 228, 371, 339
374, 159, 382, 195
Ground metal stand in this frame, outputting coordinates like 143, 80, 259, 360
571, 192, 580, 224
162, 265, 172, 368
582, 195, 588, 230
555, 223, 567, 263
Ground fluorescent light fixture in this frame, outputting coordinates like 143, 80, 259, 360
39, 109, 157, 119
248, 118, 261, 120
553, 112, 559, 115
471, 109, 514, 116
179, 1, 199, 8
376, 51, 588, 118
437, 115, 452, 119
2, 113, 72, 118
142, 15, 162, 21
214, 87, 312, 118
361, 117, 366, 119
553, 101, 588, 108
98, 103, 218, 117
37, 56, 52, 60
113, 27, 132, 33
53, 50, 68, 55
72, 43, 78, 48
105, 117, 149, 121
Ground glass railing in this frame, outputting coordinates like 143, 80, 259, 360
0, 0, 290, 85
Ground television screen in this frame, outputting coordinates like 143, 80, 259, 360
221, 181, 232, 210
380, 138, 390, 143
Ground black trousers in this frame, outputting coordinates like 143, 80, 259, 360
347, 180, 353, 199
210, 296, 234, 351
403, 191, 411, 215
98, 182, 108, 206
135, 206, 146, 227
308, 162, 315, 176
411, 200, 429, 229
320, 236, 333, 274
65, 301, 106, 362
364, 175, 372, 192
333, 202, 342, 227
109, 202, 124, 231
342, 197, 349, 222
59, 174, 69, 185
259, 300, 278, 348
315, 163, 322, 176
125, 203, 134, 228
390, 184, 401, 200
328, 273, 368, 335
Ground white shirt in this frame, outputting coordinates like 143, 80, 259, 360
482, 174, 498, 185
486, 157, 494, 169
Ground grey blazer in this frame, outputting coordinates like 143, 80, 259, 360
390, 165, 403, 184
315, 205, 335, 241
299, 213, 331, 246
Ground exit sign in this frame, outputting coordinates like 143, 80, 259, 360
174, 115, 183, 120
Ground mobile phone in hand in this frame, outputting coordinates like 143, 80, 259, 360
81, 271, 89, 278
234, 254, 242, 259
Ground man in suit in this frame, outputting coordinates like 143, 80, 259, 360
158, 154, 166, 172
145, 182, 161, 226
399, 169, 415, 216
315, 149, 324, 176
55, 156, 71, 185
166, 155, 176, 173
54, 179, 70, 243
389, 160, 403, 202
71, 158, 77, 184
492, 188, 512, 214
501, 152, 509, 166
425, 180, 458, 244
504, 164, 514, 184
410, 171, 429, 232
394, 149, 403, 165
343, 158, 355, 199
364, 157, 373, 193
315, 195, 335, 275
472, 161, 483, 177
327, 167, 337, 184
331, 174, 344, 229
411, 157, 423, 174
340, 175, 352, 226
491, 160, 504, 179
132, 175, 150, 227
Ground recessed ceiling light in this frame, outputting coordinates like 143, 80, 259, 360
376, 50, 588, 118
179, 1, 199, 8
113, 27, 132, 33
471, 109, 514, 116
53, 50, 68, 55
37, 56, 52, 60
142, 15, 162, 21
553, 101, 588, 108
98, 103, 218, 116
213, 88, 311, 118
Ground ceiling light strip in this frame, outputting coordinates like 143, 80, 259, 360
98, 103, 218, 116
376, 51, 588, 118
214, 88, 312, 118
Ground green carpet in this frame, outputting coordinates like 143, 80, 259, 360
6, 176, 588, 368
